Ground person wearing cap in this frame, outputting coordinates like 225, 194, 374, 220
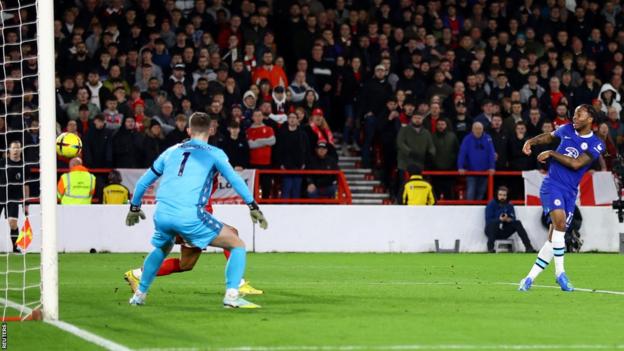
306, 141, 339, 199
396, 65, 426, 98
358, 64, 393, 167
242, 90, 257, 128
402, 165, 435, 206
270, 86, 290, 125
166, 63, 192, 94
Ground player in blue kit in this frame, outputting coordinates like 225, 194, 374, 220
518, 104, 604, 292
124, 112, 268, 308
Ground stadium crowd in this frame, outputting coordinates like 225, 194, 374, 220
27, 0, 624, 201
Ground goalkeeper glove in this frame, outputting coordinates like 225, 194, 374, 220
248, 201, 268, 229
125, 204, 146, 226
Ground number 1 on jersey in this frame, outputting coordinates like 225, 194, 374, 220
178, 152, 191, 176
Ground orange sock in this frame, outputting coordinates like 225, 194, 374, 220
223, 249, 231, 260
157, 258, 181, 276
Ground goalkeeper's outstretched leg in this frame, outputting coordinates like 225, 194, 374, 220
124, 224, 263, 295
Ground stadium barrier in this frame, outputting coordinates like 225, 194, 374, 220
252, 169, 352, 204
6, 205, 622, 253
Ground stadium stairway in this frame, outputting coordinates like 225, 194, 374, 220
339, 155, 391, 205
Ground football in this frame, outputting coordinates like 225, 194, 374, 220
56, 132, 82, 159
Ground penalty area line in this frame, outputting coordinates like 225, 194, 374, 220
0, 297, 131, 351
497, 282, 624, 295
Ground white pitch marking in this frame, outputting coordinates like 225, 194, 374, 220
496, 282, 624, 296
0, 297, 131, 351
137, 344, 624, 351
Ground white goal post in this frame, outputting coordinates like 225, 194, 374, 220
37, 0, 58, 321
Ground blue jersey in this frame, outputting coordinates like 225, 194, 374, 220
130, 138, 254, 214
543, 123, 605, 193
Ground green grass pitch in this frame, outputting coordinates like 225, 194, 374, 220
4, 252, 624, 350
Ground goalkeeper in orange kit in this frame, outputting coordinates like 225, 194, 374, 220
123, 175, 263, 296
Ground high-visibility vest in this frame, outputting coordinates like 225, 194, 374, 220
103, 183, 129, 204
58, 167, 96, 205
402, 175, 435, 206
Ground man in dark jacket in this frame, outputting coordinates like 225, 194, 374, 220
484, 186, 535, 253
221, 120, 249, 170
358, 64, 393, 167
112, 116, 144, 168
276, 113, 308, 198
164, 114, 189, 148
490, 114, 509, 170
83, 114, 113, 168
457, 121, 496, 200
306, 142, 339, 198
432, 118, 459, 200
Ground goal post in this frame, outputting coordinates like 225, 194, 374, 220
37, 0, 58, 321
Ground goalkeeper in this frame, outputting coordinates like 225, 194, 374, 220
123, 175, 263, 296
125, 112, 268, 308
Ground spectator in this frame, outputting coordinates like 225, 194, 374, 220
252, 51, 288, 88
288, 71, 315, 104
82, 115, 112, 168
484, 186, 535, 253
502, 101, 524, 135
359, 64, 393, 168
222, 121, 249, 170
102, 170, 129, 205
379, 98, 401, 194
247, 110, 275, 198
574, 70, 600, 106
452, 100, 472, 142
431, 118, 459, 200
112, 117, 144, 168
457, 122, 496, 201
66, 87, 99, 121
275, 113, 308, 199
164, 114, 189, 149
520, 73, 545, 105
101, 98, 124, 130
598, 83, 622, 115
473, 100, 494, 130
490, 114, 508, 171
306, 108, 336, 158
57, 157, 96, 205
306, 142, 338, 199
597, 122, 618, 171
402, 165, 435, 206
143, 121, 165, 167
396, 113, 435, 197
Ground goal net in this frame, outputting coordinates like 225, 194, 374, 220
0, 0, 57, 321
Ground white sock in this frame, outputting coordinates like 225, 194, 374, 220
552, 229, 566, 277
225, 288, 239, 299
133, 268, 142, 279
527, 241, 553, 280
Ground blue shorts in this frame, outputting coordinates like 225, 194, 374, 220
151, 210, 224, 249
540, 183, 576, 228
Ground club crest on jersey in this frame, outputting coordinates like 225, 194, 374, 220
564, 147, 579, 158
554, 199, 562, 206
581, 142, 588, 150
